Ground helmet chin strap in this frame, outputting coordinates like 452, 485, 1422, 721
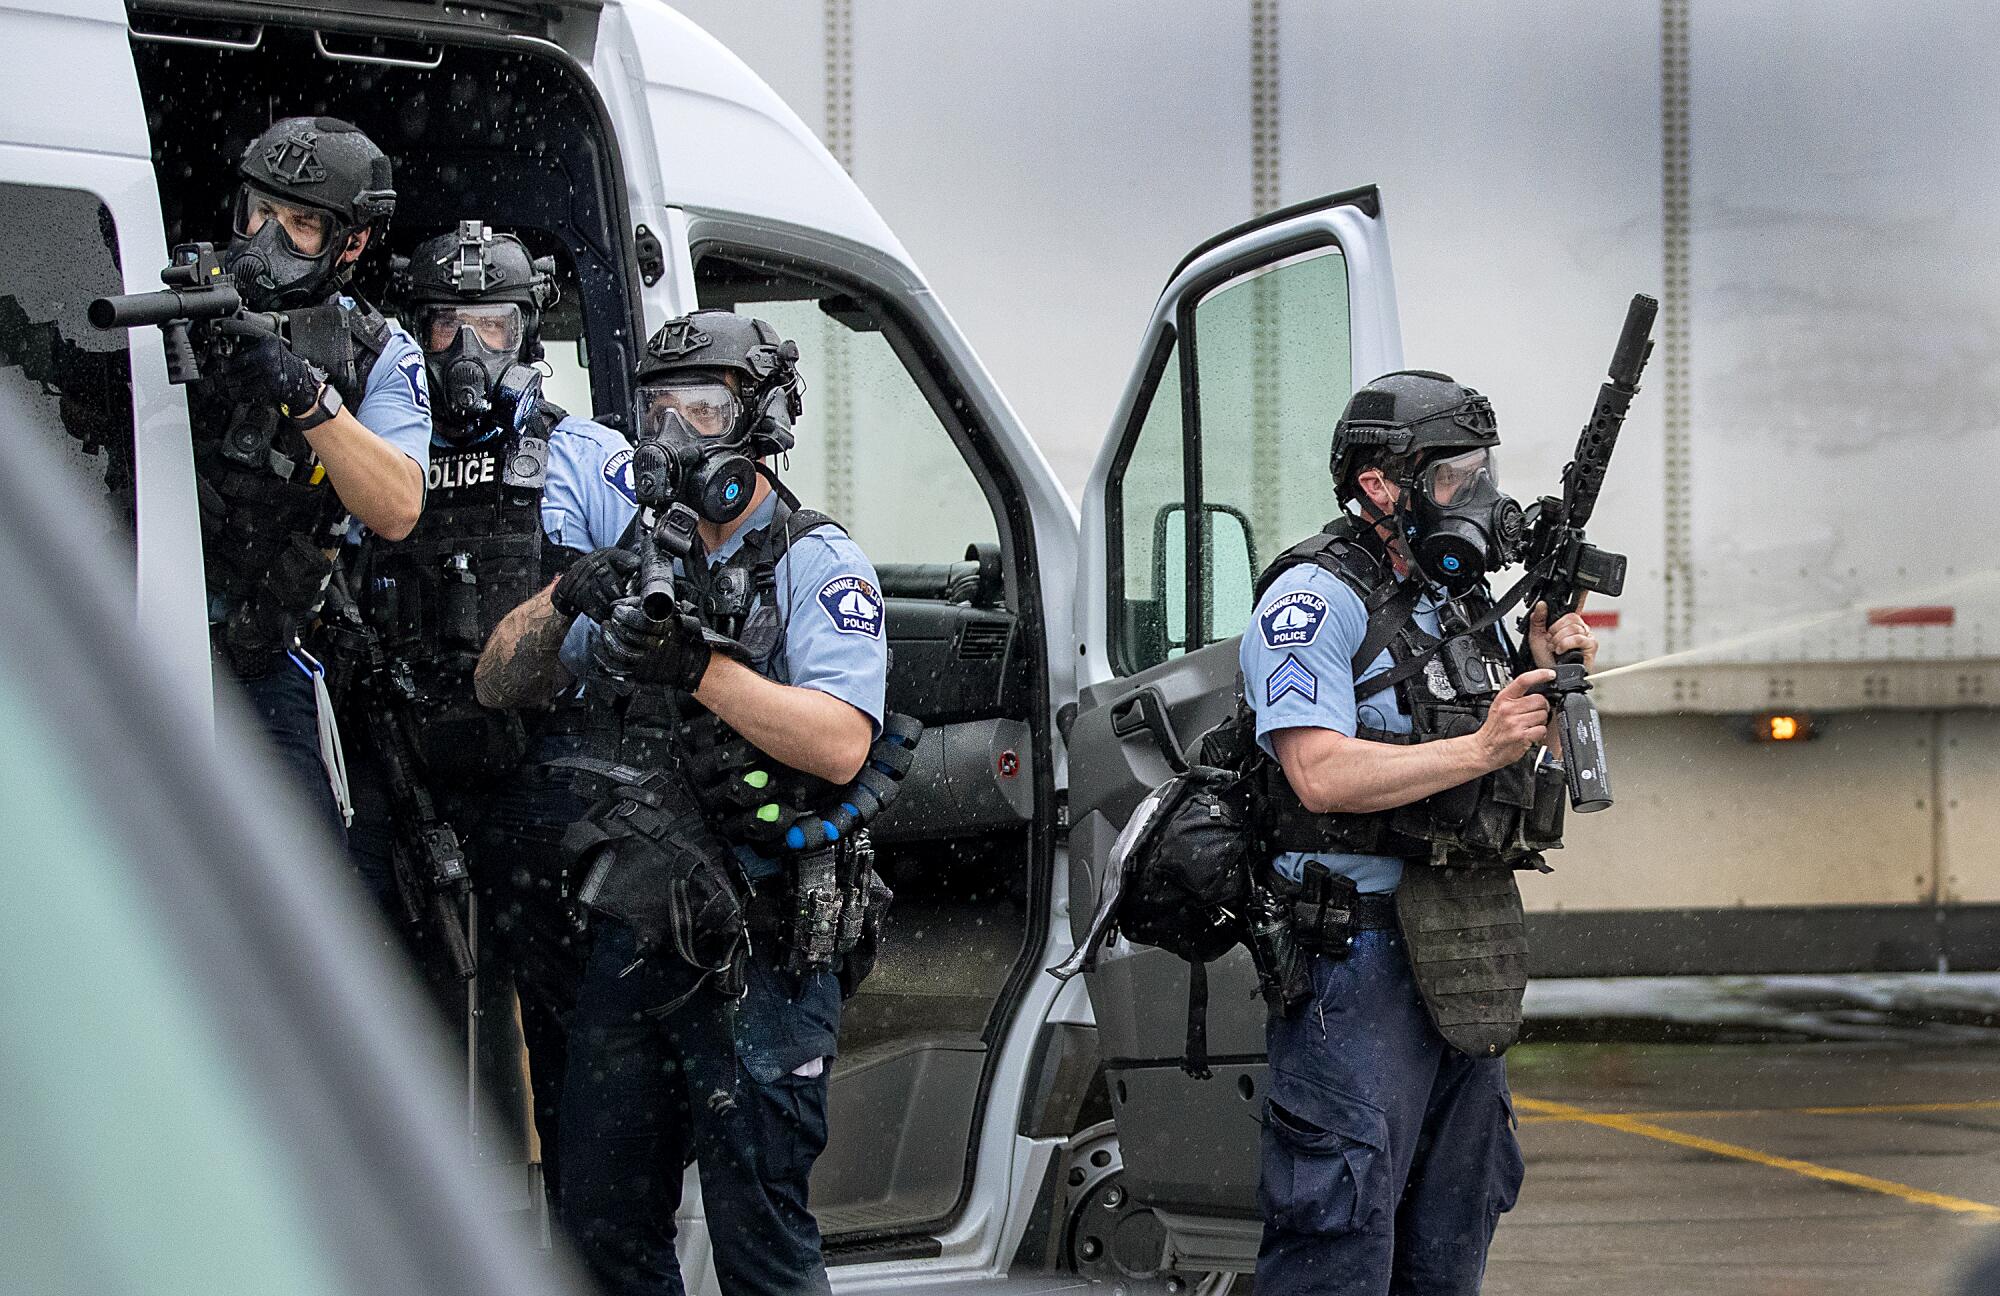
757, 461, 801, 511
1356, 491, 1420, 579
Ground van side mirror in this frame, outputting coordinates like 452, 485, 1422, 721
1151, 502, 1258, 655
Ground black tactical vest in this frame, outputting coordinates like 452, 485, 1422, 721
1249, 520, 1564, 867
352, 405, 571, 785
195, 298, 390, 678
1246, 519, 1565, 1057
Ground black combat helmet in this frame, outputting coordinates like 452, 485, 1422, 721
226, 116, 396, 311
395, 222, 557, 440
1330, 370, 1524, 590
627, 310, 805, 525
635, 308, 803, 459
1328, 370, 1500, 501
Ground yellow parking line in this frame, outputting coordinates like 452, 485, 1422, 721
1513, 1096, 2000, 1221
1797, 1100, 2000, 1118
1518, 1098, 2000, 1126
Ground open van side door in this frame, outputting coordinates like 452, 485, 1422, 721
1067, 190, 1402, 1254
0, 0, 211, 717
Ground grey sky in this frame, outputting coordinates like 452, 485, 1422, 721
669, 1, 2000, 661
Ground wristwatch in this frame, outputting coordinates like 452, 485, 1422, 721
288, 380, 344, 432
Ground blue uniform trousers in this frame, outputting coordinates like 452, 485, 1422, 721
1256, 928, 1524, 1296
561, 920, 836, 1296
228, 654, 346, 846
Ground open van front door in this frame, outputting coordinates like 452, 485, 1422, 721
1067, 189, 1402, 1266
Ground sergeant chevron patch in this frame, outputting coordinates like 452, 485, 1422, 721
1266, 653, 1318, 706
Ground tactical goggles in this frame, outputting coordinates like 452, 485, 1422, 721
638, 379, 742, 439
419, 302, 527, 355
232, 185, 336, 257
1418, 448, 1501, 506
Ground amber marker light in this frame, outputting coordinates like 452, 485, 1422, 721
1751, 713, 1814, 742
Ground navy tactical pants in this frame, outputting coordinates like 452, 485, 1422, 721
561, 920, 835, 1296
229, 654, 345, 846
1256, 928, 1524, 1295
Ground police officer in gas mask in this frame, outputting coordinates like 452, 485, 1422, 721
477, 310, 911, 1296
330, 222, 637, 1202
1239, 372, 1597, 1294
197, 116, 430, 840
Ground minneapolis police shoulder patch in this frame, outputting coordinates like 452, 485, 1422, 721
817, 574, 884, 638
1260, 588, 1329, 649
395, 350, 430, 415
601, 448, 638, 506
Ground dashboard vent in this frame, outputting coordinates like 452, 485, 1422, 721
956, 621, 1012, 660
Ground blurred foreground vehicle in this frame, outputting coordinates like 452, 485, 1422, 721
0, 373, 586, 1293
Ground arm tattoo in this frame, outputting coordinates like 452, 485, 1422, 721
474, 588, 575, 710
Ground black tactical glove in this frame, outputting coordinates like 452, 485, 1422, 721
210, 317, 326, 421
592, 595, 712, 692
551, 546, 641, 622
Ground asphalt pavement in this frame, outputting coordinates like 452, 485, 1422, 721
1487, 976, 2000, 1296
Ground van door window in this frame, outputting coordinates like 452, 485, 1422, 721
1103, 243, 1351, 674
1108, 338, 1186, 673
0, 183, 137, 560
1192, 246, 1351, 634
732, 300, 999, 566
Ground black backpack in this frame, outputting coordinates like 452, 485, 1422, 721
1050, 745, 1256, 1078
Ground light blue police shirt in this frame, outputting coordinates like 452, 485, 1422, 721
349, 305, 432, 471
539, 413, 638, 551
1239, 562, 1447, 895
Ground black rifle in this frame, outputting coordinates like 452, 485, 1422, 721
1516, 293, 1658, 813
90, 241, 340, 475
323, 572, 478, 980
634, 501, 694, 623
88, 242, 243, 383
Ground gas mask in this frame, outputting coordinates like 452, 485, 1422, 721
225, 185, 347, 311
1400, 448, 1526, 593
419, 302, 542, 443
633, 381, 759, 524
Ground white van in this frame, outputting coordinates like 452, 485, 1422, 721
0, 0, 1405, 1285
